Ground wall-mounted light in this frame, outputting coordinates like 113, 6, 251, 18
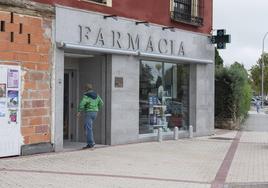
103, 14, 118, 20
135, 21, 149, 27
162, 26, 175, 32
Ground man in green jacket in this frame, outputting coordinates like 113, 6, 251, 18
77, 83, 103, 149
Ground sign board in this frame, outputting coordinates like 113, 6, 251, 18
211, 29, 231, 49
0, 65, 22, 157
114, 77, 123, 88
56, 6, 214, 62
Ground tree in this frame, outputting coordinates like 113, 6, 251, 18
229, 62, 252, 117
215, 62, 252, 119
250, 64, 261, 94
249, 53, 268, 95
140, 63, 154, 100
215, 48, 223, 68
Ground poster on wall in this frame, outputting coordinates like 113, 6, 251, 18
7, 69, 19, 88
0, 83, 6, 98
0, 102, 5, 117
7, 90, 18, 108
8, 109, 17, 124
0, 65, 21, 157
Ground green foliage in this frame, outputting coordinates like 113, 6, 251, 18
215, 67, 234, 118
229, 62, 252, 117
215, 48, 223, 68
240, 84, 252, 116
215, 62, 252, 119
250, 64, 261, 94
250, 53, 268, 95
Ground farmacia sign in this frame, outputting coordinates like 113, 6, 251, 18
79, 25, 185, 56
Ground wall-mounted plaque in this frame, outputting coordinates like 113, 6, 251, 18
115, 77, 123, 88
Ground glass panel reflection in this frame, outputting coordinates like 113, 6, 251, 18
139, 60, 189, 134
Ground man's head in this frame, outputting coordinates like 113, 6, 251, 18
85, 83, 93, 91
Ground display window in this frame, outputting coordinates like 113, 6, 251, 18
139, 60, 189, 134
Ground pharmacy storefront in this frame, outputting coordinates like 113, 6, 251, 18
54, 6, 214, 150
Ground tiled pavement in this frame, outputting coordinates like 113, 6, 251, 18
0, 139, 230, 187
0, 110, 267, 188
224, 109, 268, 188
0, 172, 211, 188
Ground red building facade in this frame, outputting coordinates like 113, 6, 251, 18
33, 0, 212, 33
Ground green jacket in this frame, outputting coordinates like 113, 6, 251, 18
78, 90, 103, 112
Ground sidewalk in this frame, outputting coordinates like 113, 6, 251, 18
0, 112, 268, 188
250, 105, 268, 115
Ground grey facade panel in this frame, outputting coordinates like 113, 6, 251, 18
110, 55, 139, 145
55, 6, 214, 62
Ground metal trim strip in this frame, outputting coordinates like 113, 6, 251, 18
57, 42, 213, 64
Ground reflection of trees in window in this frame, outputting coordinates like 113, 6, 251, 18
139, 61, 190, 133
140, 62, 164, 100
155, 63, 162, 74
163, 64, 188, 101
176, 65, 185, 100
156, 76, 162, 89
178, 65, 189, 127
140, 63, 154, 83
163, 64, 189, 129
140, 63, 154, 100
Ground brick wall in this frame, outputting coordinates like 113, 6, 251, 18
0, 10, 52, 145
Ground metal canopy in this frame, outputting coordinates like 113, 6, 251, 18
57, 42, 213, 64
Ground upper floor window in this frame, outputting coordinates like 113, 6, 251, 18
171, 0, 203, 26
80, 0, 112, 7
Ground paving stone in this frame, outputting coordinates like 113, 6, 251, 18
0, 111, 267, 188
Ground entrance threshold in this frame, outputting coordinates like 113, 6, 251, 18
63, 140, 107, 152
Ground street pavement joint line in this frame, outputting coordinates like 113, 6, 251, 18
225, 181, 268, 186
0, 168, 210, 184
237, 141, 268, 145
193, 139, 234, 144
211, 131, 242, 188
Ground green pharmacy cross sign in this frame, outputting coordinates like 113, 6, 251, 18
211, 29, 231, 49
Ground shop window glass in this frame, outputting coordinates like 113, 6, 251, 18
139, 60, 189, 134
